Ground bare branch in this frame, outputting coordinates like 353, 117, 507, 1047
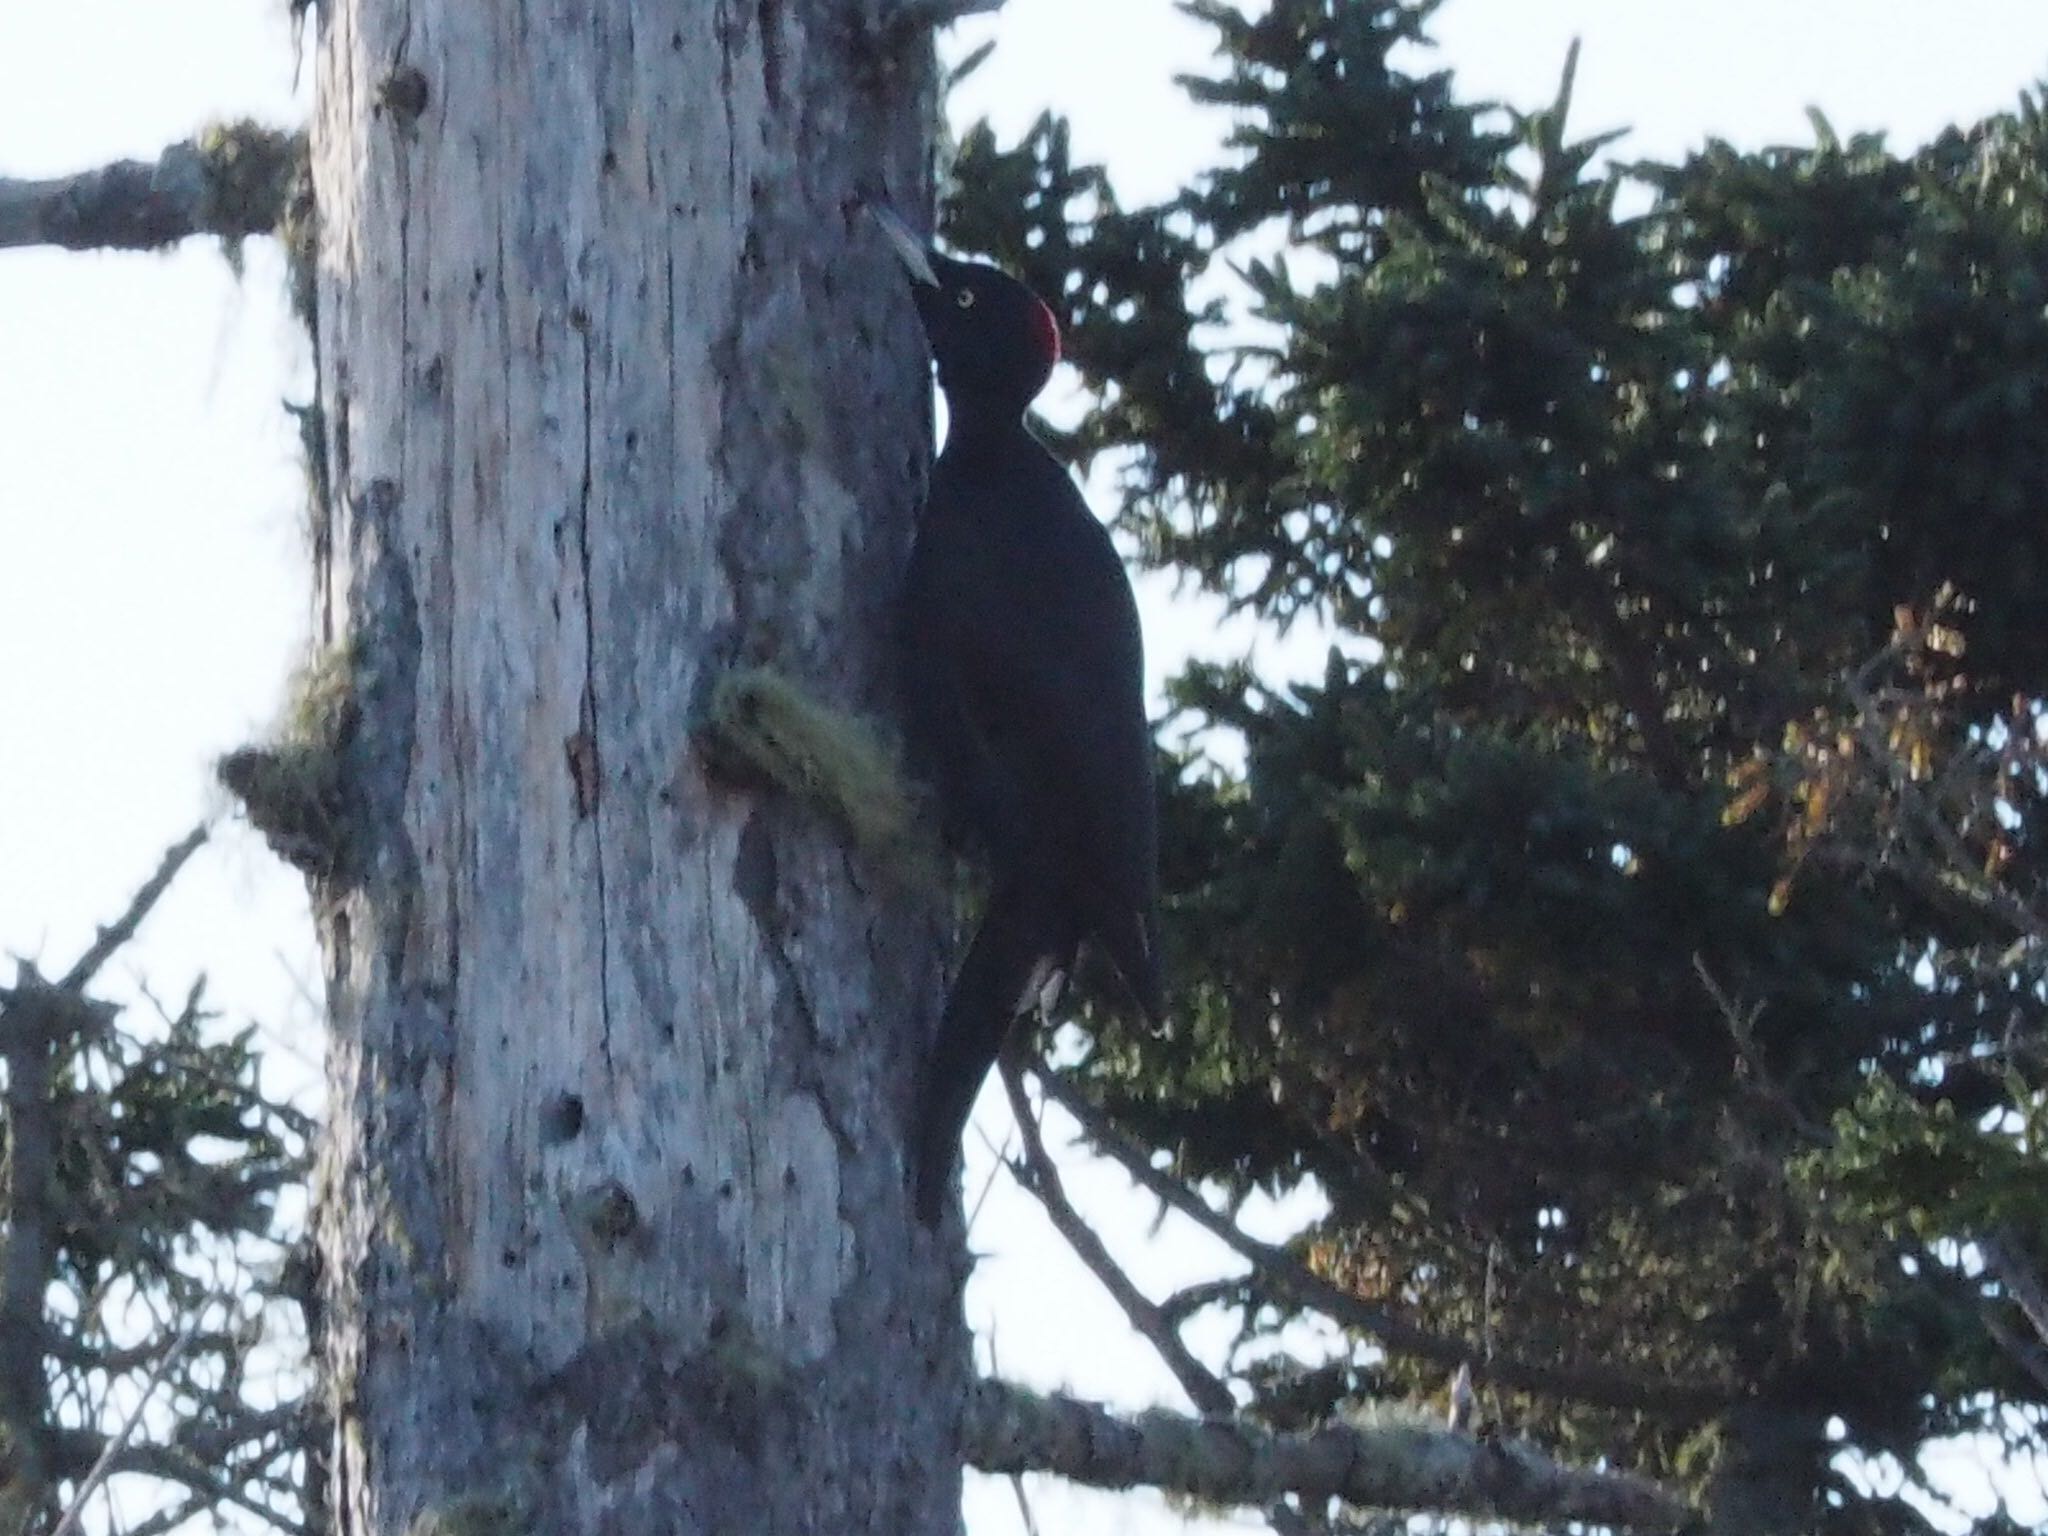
1981, 1227, 2048, 1355
1036, 1070, 1737, 1419
112, 1496, 212, 1536
1841, 668, 2048, 949
46, 1328, 241, 1377
1006, 1472, 1042, 1536
96, 1443, 313, 1536
963, 1380, 1694, 1532
1160, 1276, 1251, 1327
1976, 1303, 2048, 1398
1692, 956, 1831, 1145
1003, 1063, 1330, 1535
0, 127, 299, 254
50, 1318, 204, 1536
58, 825, 209, 991
1000, 1059, 1235, 1417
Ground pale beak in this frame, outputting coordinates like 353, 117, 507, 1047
866, 202, 940, 287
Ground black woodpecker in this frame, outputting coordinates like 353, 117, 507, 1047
871, 206, 1164, 1225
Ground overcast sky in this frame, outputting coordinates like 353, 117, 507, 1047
5, 3, 2048, 1532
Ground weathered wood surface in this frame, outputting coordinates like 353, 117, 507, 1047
308, 3, 958, 1531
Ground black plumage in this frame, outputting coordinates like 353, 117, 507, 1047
872, 207, 1164, 1224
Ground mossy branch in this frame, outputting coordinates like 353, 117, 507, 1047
406, 1488, 530, 1536
695, 667, 935, 880
0, 122, 303, 253
964, 1380, 1695, 1532
217, 644, 359, 878
876, 0, 1006, 32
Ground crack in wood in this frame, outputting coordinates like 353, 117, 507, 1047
573, 329, 616, 1075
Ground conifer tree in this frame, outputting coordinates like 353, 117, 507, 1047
947, 4, 2048, 1530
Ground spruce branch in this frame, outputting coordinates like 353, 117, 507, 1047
49, 1317, 203, 1536
0, 833, 308, 1534
1035, 1069, 1737, 1419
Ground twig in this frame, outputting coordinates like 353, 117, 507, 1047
1691, 955, 1831, 1145
150, 1400, 306, 1468
1980, 1227, 2048, 1355
1035, 1070, 1737, 1419
50, 1317, 204, 1536
1160, 1276, 1251, 1327
1005, 1065, 1339, 1536
59, 825, 209, 992
112, 1497, 209, 1536
1001, 1059, 1235, 1417
1842, 671, 2048, 949
55, 1436, 313, 1536
46, 1329, 240, 1375
967, 1115, 1014, 1232
1976, 1303, 2048, 1398
1007, 1472, 1042, 1536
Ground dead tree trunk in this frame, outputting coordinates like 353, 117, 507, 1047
305, 4, 958, 1532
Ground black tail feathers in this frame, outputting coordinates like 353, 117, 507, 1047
912, 885, 1070, 1225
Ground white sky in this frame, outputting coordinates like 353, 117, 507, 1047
5, 2, 2048, 1533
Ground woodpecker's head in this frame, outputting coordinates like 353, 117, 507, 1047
870, 204, 1062, 415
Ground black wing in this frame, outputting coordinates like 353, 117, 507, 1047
903, 445, 1162, 1015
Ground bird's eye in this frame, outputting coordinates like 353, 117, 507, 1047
954, 289, 977, 309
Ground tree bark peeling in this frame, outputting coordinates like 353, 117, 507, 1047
308, 4, 956, 1532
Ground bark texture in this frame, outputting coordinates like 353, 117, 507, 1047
0, 977, 63, 1507
307, 4, 957, 1533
